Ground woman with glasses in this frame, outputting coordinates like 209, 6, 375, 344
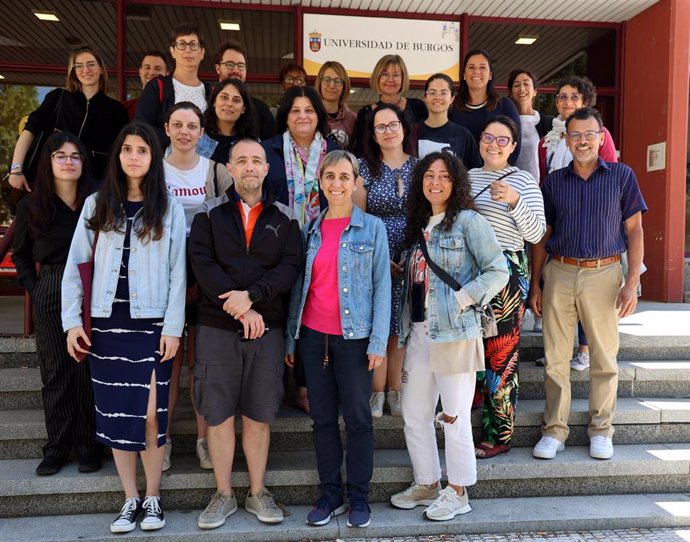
315, 61, 357, 149
536, 76, 618, 371
507, 69, 554, 182
469, 116, 545, 459
262, 86, 340, 413
353, 104, 417, 418
136, 23, 211, 150
162, 102, 234, 472
200, 78, 258, 164
12, 133, 100, 477
62, 123, 186, 533
351, 55, 427, 156
418, 73, 481, 170
9, 46, 128, 190
390, 151, 507, 520
449, 49, 521, 166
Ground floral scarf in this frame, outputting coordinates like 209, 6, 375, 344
283, 131, 327, 227
542, 116, 571, 173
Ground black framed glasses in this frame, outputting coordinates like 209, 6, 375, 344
51, 152, 84, 165
322, 76, 344, 87
480, 133, 512, 147
220, 61, 246, 71
174, 40, 202, 51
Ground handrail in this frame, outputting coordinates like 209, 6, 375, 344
0, 218, 33, 336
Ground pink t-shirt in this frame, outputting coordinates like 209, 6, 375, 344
302, 217, 350, 335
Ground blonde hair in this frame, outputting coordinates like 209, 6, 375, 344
315, 61, 351, 107
370, 55, 409, 95
66, 46, 108, 94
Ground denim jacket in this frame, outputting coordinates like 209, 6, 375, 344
62, 193, 187, 337
286, 206, 391, 357
399, 209, 509, 344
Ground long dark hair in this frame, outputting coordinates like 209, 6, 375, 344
29, 132, 92, 238
455, 49, 501, 112
362, 103, 415, 178
204, 78, 258, 140
404, 151, 475, 249
275, 86, 329, 138
88, 123, 167, 242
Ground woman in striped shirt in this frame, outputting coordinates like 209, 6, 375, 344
468, 115, 546, 459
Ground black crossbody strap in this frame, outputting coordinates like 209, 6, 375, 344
417, 232, 461, 292
473, 170, 513, 200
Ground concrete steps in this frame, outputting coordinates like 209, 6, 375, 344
2, 444, 690, 518
3, 493, 690, 541
3, 396, 690, 460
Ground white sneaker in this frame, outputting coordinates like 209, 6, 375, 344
423, 486, 471, 521
590, 435, 614, 459
370, 392, 384, 418
570, 351, 590, 371
162, 439, 171, 472
196, 438, 212, 470
533, 316, 543, 332
532, 436, 565, 459
386, 389, 402, 417
390, 482, 440, 509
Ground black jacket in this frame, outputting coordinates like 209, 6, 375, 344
135, 75, 213, 149
261, 134, 340, 209
25, 89, 128, 180
536, 112, 555, 139
188, 185, 303, 331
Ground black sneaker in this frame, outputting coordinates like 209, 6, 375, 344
110, 498, 142, 533
140, 496, 165, 531
36, 457, 66, 476
78, 453, 102, 473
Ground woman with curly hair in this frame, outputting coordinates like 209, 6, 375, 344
353, 103, 417, 418
469, 116, 545, 459
389, 151, 508, 521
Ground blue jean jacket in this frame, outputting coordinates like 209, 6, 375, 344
399, 209, 509, 344
61, 193, 187, 337
286, 206, 391, 357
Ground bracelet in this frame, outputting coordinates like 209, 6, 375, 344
9, 171, 23, 175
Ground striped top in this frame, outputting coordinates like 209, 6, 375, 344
469, 166, 546, 251
543, 159, 647, 259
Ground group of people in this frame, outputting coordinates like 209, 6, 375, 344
8, 20, 646, 535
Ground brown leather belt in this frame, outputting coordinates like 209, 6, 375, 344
552, 254, 621, 268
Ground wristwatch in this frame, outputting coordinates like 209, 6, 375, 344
248, 291, 261, 303
10, 163, 23, 172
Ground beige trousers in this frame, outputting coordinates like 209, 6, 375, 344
541, 259, 624, 442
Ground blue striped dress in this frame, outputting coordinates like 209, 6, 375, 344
89, 202, 171, 452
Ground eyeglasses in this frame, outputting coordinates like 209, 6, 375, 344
322, 76, 344, 87
73, 61, 98, 72
284, 76, 306, 85
374, 121, 402, 135
380, 71, 402, 80
220, 61, 246, 71
566, 130, 602, 141
51, 152, 84, 165
426, 89, 452, 98
480, 132, 513, 147
174, 40, 202, 51
557, 93, 583, 103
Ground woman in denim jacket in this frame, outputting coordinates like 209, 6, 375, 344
285, 150, 391, 529
390, 151, 508, 521
62, 123, 186, 534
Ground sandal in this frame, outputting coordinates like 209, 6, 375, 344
474, 442, 510, 459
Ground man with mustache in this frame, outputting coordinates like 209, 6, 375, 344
528, 107, 646, 461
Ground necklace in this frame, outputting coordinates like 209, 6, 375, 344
466, 100, 488, 110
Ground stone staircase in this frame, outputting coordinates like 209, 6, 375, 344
1, 306, 690, 540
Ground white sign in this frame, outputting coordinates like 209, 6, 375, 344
646, 142, 666, 172
303, 13, 460, 81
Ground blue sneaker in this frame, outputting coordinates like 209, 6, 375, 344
306, 495, 346, 526
347, 498, 371, 528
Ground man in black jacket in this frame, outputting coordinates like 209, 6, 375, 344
189, 139, 302, 529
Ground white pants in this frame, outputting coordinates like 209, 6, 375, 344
401, 323, 477, 487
